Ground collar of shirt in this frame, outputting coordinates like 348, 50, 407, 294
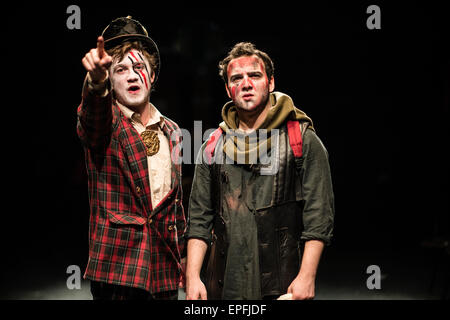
117, 102, 165, 130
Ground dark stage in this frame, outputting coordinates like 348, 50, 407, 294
2, 1, 449, 301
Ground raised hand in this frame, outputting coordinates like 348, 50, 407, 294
82, 36, 113, 84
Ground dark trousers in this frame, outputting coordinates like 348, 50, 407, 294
90, 281, 178, 300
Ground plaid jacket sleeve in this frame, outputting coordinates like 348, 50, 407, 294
77, 74, 114, 150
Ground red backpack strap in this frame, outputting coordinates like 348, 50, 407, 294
287, 120, 303, 158
205, 127, 223, 164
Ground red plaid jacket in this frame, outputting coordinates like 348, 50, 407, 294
76, 80, 186, 294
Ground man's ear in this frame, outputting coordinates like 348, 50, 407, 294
269, 76, 275, 93
225, 83, 232, 99
150, 71, 156, 85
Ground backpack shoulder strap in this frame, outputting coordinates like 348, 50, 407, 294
287, 120, 303, 158
287, 120, 309, 172
205, 127, 223, 164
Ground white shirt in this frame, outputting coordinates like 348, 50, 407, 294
118, 103, 172, 209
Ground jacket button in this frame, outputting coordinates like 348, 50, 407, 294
168, 225, 175, 231
136, 186, 141, 195
218, 279, 223, 287
148, 218, 153, 224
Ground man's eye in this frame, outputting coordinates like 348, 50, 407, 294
134, 63, 144, 70
116, 68, 124, 73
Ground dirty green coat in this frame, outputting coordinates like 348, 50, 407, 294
186, 124, 334, 299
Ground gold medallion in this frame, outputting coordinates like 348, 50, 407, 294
140, 129, 160, 156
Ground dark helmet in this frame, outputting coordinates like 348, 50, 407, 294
101, 16, 160, 82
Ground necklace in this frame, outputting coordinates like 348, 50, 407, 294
140, 129, 160, 156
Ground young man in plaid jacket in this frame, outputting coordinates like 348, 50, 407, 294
77, 16, 186, 300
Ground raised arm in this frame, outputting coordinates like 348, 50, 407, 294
77, 36, 114, 150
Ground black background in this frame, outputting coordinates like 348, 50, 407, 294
2, 1, 449, 300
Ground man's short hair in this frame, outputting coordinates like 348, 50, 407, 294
218, 42, 275, 84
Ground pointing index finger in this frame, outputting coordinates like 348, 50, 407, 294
97, 36, 105, 58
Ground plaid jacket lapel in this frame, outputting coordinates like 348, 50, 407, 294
117, 110, 153, 215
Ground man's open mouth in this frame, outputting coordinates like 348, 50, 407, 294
128, 86, 141, 93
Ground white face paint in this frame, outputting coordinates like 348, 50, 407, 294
110, 49, 154, 109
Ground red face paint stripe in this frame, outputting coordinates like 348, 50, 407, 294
129, 51, 139, 62
129, 51, 149, 89
128, 56, 144, 85
139, 70, 148, 89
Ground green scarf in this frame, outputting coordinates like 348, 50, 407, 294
218, 91, 314, 164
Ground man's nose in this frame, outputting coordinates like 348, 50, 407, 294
242, 76, 253, 90
127, 71, 139, 82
